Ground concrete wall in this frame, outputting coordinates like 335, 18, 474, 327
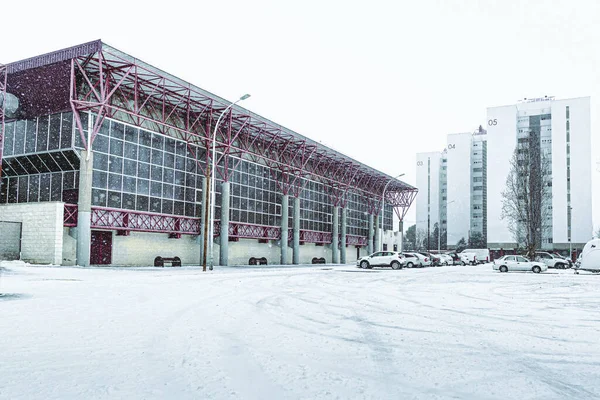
227, 239, 366, 265
0, 202, 63, 264
110, 231, 203, 266
0, 221, 21, 260
62, 228, 77, 266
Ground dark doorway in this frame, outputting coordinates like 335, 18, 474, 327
91, 230, 112, 265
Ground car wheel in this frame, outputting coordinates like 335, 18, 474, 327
499, 265, 508, 273
391, 261, 401, 270
360, 260, 369, 269
532, 266, 542, 274
406, 262, 413, 268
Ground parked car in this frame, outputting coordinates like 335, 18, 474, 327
357, 251, 405, 270
419, 252, 440, 266
535, 251, 570, 269
446, 252, 462, 265
459, 252, 477, 266
493, 255, 547, 273
551, 252, 573, 268
402, 252, 431, 267
438, 254, 453, 266
461, 248, 490, 264
401, 252, 422, 268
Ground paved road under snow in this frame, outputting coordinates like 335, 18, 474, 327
1, 262, 599, 400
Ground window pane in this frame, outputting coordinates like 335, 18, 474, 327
24, 119, 36, 154
92, 189, 107, 207
4, 122, 14, 156
60, 113, 73, 149
92, 133, 109, 153
36, 116, 49, 152
92, 171, 108, 189
108, 173, 122, 191
138, 162, 150, 179
39, 174, 51, 201
48, 114, 61, 151
107, 191, 121, 208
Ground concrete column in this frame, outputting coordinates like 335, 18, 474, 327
292, 196, 300, 264
199, 176, 207, 265
332, 206, 339, 264
398, 219, 404, 252
280, 194, 289, 264
219, 181, 230, 266
76, 150, 93, 267
368, 214, 374, 255
340, 207, 347, 264
374, 214, 380, 253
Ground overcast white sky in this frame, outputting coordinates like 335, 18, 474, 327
2, 0, 599, 230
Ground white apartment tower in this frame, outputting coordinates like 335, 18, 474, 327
415, 152, 444, 250
487, 96, 592, 250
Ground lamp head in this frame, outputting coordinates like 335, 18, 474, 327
240, 94, 251, 101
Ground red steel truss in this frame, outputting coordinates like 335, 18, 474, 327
0, 63, 6, 180
7, 41, 417, 245
229, 222, 281, 241
66, 43, 416, 200
90, 206, 200, 235
63, 204, 370, 245
64, 203, 78, 226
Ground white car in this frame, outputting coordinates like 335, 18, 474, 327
534, 251, 569, 269
401, 252, 423, 268
408, 252, 432, 267
357, 251, 405, 270
438, 254, 453, 266
459, 252, 477, 266
493, 255, 547, 273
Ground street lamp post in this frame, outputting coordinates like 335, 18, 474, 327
568, 206, 573, 261
380, 173, 405, 252
203, 94, 251, 271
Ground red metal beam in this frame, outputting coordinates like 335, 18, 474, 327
0, 63, 6, 179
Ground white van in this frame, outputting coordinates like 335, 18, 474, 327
461, 248, 490, 264
575, 239, 600, 274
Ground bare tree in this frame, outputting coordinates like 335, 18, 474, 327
415, 228, 427, 250
501, 138, 552, 259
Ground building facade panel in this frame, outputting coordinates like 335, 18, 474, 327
446, 133, 472, 247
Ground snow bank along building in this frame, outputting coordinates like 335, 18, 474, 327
416, 96, 592, 253
0, 41, 417, 266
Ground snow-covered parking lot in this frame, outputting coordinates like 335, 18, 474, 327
1, 262, 599, 400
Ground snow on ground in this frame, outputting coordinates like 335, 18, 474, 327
1, 262, 599, 400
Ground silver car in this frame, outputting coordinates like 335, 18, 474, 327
493, 255, 547, 273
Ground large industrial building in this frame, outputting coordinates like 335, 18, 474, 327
416, 96, 592, 253
0, 40, 417, 266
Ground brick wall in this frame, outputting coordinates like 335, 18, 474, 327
0, 202, 63, 264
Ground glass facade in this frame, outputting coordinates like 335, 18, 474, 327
0, 112, 80, 205
1, 112, 393, 239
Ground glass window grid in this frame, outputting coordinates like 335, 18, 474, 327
90, 118, 206, 217
3, 112, 75, 157
81, 115, 392, 237
0, 171, 79, 204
